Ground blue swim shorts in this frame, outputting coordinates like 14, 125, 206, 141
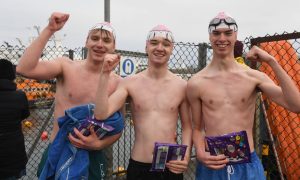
195, 152, 266, 180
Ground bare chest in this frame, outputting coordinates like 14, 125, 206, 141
56, 70, 115, 105
129, 81, 183, 112
201, 77, 257, 108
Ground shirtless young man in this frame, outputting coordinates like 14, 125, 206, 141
93, 25, 192, 180
187, 12, 300, 180
16, 12, 122, 179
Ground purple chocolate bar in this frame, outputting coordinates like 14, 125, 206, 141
205, 130, 251, 165
87, 118, 114, 139
74, 116, 114, 139
151, 142, 187, 172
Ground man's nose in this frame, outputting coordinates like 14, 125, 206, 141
96, 40, 104, 47
156, 43, 164, 50
219, 33, 227, 41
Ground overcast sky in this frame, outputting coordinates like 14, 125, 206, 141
1, 0, 299, 52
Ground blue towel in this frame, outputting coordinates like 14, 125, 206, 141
39, 103, 124, 180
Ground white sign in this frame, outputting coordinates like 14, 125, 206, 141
120, 58, 136, 77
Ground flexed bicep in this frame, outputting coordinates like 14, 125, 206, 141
17, 12, 69, 80
17, 57, 64, 80
257, 72, 290, 109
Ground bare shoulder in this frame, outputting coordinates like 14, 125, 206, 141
244, 67, 269, 83
188, 68, 207, 87
109, 72, 122, 84
123, 72, 140, 82
110, 72, 122, 80
116, 72, 141, 89
56, 57, 81, 69
168, 72, 187, 86
55, 56, 73, 64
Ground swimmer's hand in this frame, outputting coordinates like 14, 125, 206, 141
47, 12, 69, 33
197, 150, 229, 170
102, 53, 121, 73
246, 45, 275, 64
166, 158, 189, 174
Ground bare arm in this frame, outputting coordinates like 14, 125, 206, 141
186, 80, 206, 158
94, 54, 128, 120
166, 88, 193, 174
17, 12, 69, 80
179, 94, 193, 161
247, 46, 300, 113
187, 78, 228, 170
69, 127, 121, 150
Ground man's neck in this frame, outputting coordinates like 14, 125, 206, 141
146, 65, 169, 79
210, 55, 238, 71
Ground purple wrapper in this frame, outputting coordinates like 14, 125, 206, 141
205, 130, 251, 165
73, 116, 114, 139
151, 142, 187, 172
87, 118, 114, 139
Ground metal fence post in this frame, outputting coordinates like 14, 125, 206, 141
197, 43, 208, 71
82, 47, 88, 59
68, 49, 74, 60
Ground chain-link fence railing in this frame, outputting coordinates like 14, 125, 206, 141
1, 31, 299, 180
248, 32, 300, 180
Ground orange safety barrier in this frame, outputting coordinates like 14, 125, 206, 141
259, 40, 300, 180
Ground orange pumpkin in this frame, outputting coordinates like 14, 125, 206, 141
17, 79, 55, 101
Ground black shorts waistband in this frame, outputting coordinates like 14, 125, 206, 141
129, 158, 152, 168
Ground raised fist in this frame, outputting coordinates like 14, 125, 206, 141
246, 45, 274, 63
102, 53, 121, 73
47, 12, 69, 32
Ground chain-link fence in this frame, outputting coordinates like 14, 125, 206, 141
247, 32, 300, 180
0, 31, 299, 180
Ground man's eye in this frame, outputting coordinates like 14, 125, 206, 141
212, 32, 220, 35
103, 38, 112, 43
163, 43, 171, 47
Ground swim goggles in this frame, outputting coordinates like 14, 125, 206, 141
208, 17, 238, 33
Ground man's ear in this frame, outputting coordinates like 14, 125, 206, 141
145, 44, 148, 53
209, 34, 213, 44
145, 45, 148, 56
85, 36, 89, 47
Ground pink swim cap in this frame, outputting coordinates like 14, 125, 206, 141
147, 24, 174, 42
89, 22, 116, 39
208, 12, 238, 33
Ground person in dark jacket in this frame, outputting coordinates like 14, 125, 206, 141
0, 59, 30, 179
